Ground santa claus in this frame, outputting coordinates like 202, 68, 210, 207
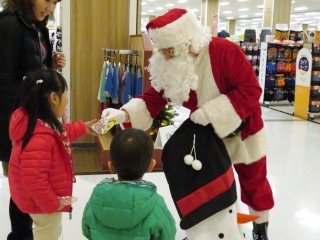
102, 8, 273, 240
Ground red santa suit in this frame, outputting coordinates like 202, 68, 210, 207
121, 37, 274, 222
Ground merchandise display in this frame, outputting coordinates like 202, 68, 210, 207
259, 42, 302, 104
97, 49, 142, 136
55, 26, 62, 53
274, 24, 289, 43
241, 42, 260, 77
309, 42, 320, 114
243, 29, 256, 43
289, 24, 304, 44
305, 30, 320, 43
260, 28, 272, 43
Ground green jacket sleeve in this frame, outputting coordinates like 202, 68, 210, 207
153, 196, 177, 240
82, 202, 92, 240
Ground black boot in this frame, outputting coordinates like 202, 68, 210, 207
252, 222, 269, 240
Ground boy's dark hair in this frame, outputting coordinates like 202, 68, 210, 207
2, 0, 62, 28
110, 129, 154, 180
14, 69, 68, 149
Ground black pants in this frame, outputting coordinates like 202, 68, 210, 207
7, 198, 33, 240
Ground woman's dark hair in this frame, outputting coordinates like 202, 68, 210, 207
14, 69, 68, 149
2, 0, 62, 28
110, 129, 154, 180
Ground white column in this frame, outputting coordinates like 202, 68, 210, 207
129, 0, 138, 35
263, 0, 292, 33
60, 0, 71, 122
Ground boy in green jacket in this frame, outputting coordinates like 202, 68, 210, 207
82, 128, 176, 240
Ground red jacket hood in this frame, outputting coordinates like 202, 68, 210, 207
10, 107, 57, 142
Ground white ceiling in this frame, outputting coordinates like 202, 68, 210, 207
141, 0, 320, 33
1, 0, 319, 33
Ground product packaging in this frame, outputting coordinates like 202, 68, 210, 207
91, 118, 118, 135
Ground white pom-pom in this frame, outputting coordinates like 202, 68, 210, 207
184, 155, 194, 165
192, 160, 202, 171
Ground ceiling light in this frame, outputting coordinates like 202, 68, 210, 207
294, 7, 308, 11
226, 17, 235, 20
156, 7, 163, 10
148, 0, 155, 1
239, 8, 249, 12
257, 5, 264, 9
237, 0, 248, 2
189, 9, 199, 12
292, 1, 296, 3
148, 10, 155, 13
223, 11, 232, 14
219, 2, 230, 6
295, 17, 307, 21
239, 15, 248, 18
177, 0, 188, 3
305, 12, 319, 16
141, 12, 147, 15
254, 12, 263, 16
303, 20, 317, 24
141, 1, 147, 5
166, 3, 175, 7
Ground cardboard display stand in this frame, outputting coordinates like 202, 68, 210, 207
294, 48, 312, 119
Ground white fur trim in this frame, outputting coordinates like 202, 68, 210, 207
201, 94, 242, 138
249, 207, 270, 223
223, 127, 268, 165
120, 98, 153, 131
185, 203, 244, 240
194, 48, 220, 106
148, 11, 201, 48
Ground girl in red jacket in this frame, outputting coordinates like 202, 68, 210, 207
8, 69, 97, 240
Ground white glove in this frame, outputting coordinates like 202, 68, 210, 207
101, 108, 126, 124
190, 108, 210, 126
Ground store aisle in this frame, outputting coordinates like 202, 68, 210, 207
1, 106, 320, 240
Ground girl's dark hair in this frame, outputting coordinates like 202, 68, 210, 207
2, 0, 62, 28
14, 69, 68, 149
110, 129, 154, 180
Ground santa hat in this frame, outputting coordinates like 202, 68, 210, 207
146, 8, 211, 50
161, 118, 237, 230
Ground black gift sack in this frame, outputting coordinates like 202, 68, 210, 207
162, 118, 237, 230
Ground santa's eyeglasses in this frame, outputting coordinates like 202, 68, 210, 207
158, 48, 179, 57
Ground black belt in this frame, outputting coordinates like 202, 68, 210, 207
225, 119, 247, 138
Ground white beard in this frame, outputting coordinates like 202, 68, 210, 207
147, 52, 198, 106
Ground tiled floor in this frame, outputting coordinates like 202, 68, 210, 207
1, 106, 320, 239
265, 103, 320, 124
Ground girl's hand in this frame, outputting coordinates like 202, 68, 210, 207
57, 197, 70, 210
57, 200, 66, 210
85, 119, 98, 136
52, 52, 66, 69
57, 196, 77, 210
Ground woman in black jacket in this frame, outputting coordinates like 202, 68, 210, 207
0, 0, 65, 239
